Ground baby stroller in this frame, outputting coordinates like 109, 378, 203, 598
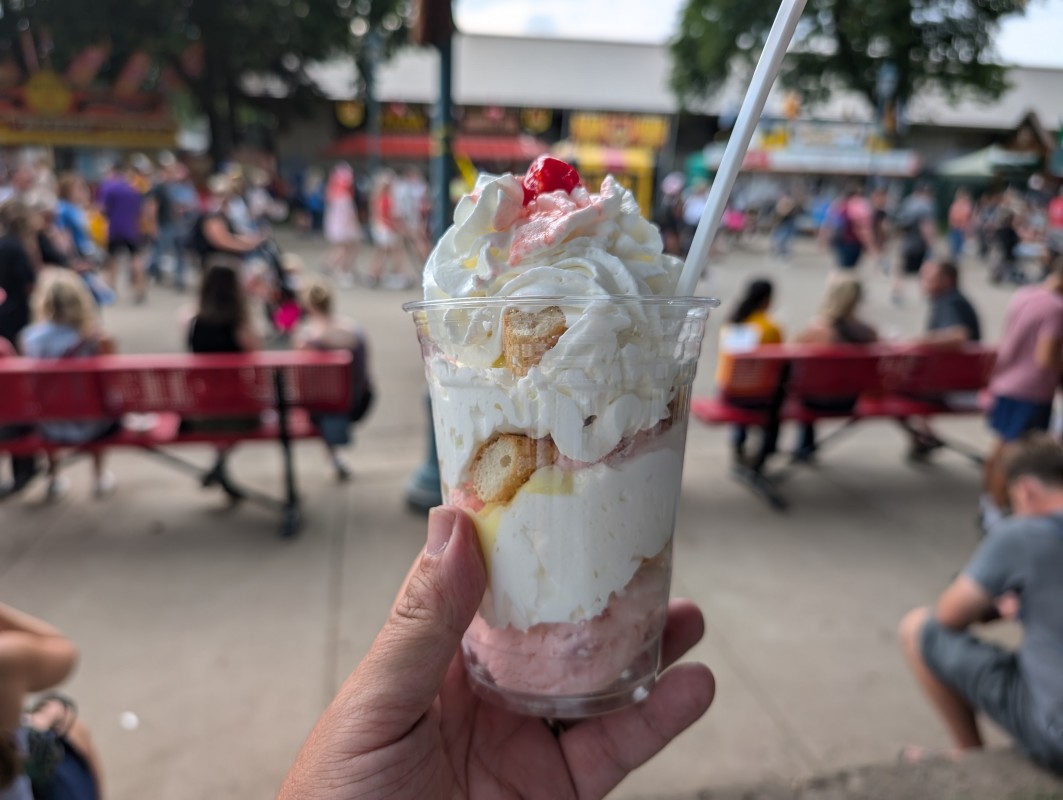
254, 238, 302, 338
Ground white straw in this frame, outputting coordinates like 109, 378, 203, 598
675, 0, 808, 297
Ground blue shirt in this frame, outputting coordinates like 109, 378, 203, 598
56, 199, 95, 258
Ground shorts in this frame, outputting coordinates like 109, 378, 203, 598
903, 248, 928, 275
833, 241, 862, 269
107, 236, 142, 256
988, 395, 1053, 442
920, 617, 1063, 771
311, 412, 351, 447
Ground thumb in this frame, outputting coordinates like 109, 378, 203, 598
342, 506, 486, 746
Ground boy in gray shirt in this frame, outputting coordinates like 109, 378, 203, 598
899, 434, 1063, 771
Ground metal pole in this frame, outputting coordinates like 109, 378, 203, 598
366, 31, 382, 178
430, 36, 454, 242
405, 33, 453, 514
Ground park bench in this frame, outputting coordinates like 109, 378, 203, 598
691, 344, 997, 510
0, 351, 352, 538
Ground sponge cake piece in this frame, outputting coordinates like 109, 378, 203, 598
471, 434, 557, 504
502, 305, 566, 377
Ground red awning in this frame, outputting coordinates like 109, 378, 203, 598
324, 133, 549, 163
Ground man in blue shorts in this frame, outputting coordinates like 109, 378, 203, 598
981, 257, 1063, 527
899, 435, 1063, 772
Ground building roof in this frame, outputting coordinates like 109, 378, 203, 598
307, 34, 1063, 133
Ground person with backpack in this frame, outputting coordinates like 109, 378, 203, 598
823, 186, 875, 271
293, 275, 374, 481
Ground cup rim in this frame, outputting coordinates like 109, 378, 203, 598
403, 295, 721, 313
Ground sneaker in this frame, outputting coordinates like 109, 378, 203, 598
46, 475, 70, 501
337, 273, 355, 290
93, 470, 116, 499
332, 454, 352, 482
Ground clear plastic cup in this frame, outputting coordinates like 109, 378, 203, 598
406, 295, 715, 718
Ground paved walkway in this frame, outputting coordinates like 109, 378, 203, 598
1, 234, 1046, 798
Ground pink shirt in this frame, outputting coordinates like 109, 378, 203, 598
989, 286, 1063, 403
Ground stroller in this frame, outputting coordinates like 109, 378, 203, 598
251, 237, 302, 338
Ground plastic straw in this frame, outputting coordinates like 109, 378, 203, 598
675, 0, 808, 297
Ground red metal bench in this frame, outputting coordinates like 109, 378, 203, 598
0, 351, 352, 537
691, 344, 997, 509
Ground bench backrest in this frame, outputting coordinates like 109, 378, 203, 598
0, 352, 352, 425
787, 348, 885, 399
877, 346, 997, 395
725, 344, 996, 400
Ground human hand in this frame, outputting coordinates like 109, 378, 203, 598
996, 592, 1021, 622
278, 507, 715, 800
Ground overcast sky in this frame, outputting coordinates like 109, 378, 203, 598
454, 0, 1063, 69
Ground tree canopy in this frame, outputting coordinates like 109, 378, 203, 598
670, 0, 1029, 124
0, 0, 410, 163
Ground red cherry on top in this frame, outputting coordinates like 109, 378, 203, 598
522, 156, 581, 205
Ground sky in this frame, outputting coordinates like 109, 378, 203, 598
454, 0, 1063, 69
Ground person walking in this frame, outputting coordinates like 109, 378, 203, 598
323, 164, 362, 288
893, 184, 937, 305
366, 170, 415, 290
823, 186, 875, 272
980, 254, 1063, 528
947, 188, 973, 262
146, 157, 189, 290
98, 162, 148, 303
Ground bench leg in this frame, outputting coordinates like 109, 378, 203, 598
731, 462, 789, 511
894, 418, 985, 467
274, 369, 301, 539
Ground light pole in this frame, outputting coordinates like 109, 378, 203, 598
405, 0, 455, 513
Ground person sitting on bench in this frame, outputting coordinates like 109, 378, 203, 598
793, 277, 878, 461
716, 278, 784, 471
20, 269, 119, 500
181, 262, 261, 498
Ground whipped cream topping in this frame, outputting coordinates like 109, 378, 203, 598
424, 172, 682, 302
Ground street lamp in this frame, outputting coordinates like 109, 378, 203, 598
405, 0, 455, 513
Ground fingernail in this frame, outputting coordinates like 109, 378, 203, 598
426, 507, 456, 556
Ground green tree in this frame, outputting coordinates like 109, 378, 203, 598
670, 0, 1028, 122
0, 0, 409, 165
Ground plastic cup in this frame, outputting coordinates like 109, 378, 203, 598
405, 295, 716, 718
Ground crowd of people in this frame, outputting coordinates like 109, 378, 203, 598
303, 164, 429, 290
0, 153, 377, 502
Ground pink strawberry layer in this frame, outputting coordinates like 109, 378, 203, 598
463, 555, 669, 696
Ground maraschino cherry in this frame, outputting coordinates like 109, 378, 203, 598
521, 156, 581, 205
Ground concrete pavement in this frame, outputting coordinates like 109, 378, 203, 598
1, 233, 1051, 798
